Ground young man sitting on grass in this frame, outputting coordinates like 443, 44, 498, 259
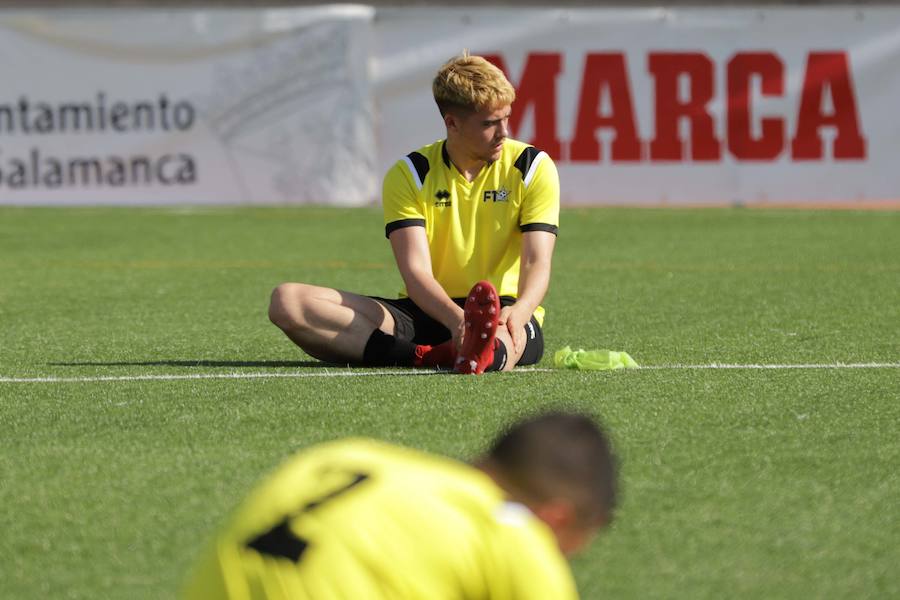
268, 52, 560, 374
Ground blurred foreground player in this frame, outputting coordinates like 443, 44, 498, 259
182, 412, 618, 599
268, 52, 560, 373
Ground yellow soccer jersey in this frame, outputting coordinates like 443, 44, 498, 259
382, 138, 559, 325
183, 439, 578, 600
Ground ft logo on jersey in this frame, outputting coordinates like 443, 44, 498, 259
483, 188, 510, 203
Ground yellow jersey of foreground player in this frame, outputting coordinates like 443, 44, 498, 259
183, 413, 618, 600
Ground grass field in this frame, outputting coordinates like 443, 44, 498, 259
1, 206, 898, 599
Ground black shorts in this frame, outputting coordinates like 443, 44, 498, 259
368, 295, 544, 366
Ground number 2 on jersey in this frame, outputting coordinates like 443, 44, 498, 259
246, 471, 369, 562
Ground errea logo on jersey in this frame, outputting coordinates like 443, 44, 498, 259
434, 189, 451, 207
483, 188, 510, 203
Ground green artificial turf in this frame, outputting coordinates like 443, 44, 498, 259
1, 206, 898, 599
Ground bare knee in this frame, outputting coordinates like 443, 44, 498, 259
269, 283, 314, 330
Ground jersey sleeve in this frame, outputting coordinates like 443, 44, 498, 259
383, 159, 426, 238
518, 151, 560, 235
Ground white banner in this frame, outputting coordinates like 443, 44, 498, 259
0, 6, 376, 205
373, 7, 900, 205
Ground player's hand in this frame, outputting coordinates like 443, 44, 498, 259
498, 305, 528, 355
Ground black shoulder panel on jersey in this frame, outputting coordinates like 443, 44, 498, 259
513, 146, 541, 180
406, 151, 430, 184
385, 218, 426, 238
520, 223, 559, 236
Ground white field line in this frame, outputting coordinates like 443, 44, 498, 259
0, 369, 449, 384
641, 362, 900, 370
0, 363, 898, 384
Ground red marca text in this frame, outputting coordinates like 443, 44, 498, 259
485, 51, 867, 162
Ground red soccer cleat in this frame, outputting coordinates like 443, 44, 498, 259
454, 280, 501, 374
414, 339, 457, 368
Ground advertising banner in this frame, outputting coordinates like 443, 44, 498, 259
0, 6, 376, 205
373, 7, 900, 205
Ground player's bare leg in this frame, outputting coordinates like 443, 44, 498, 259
268, 283, 396, 364
493, 323, 526, 372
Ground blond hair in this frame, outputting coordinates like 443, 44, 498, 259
432, 51, 516, 115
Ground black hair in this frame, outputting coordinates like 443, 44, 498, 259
487, 412, 619, 525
